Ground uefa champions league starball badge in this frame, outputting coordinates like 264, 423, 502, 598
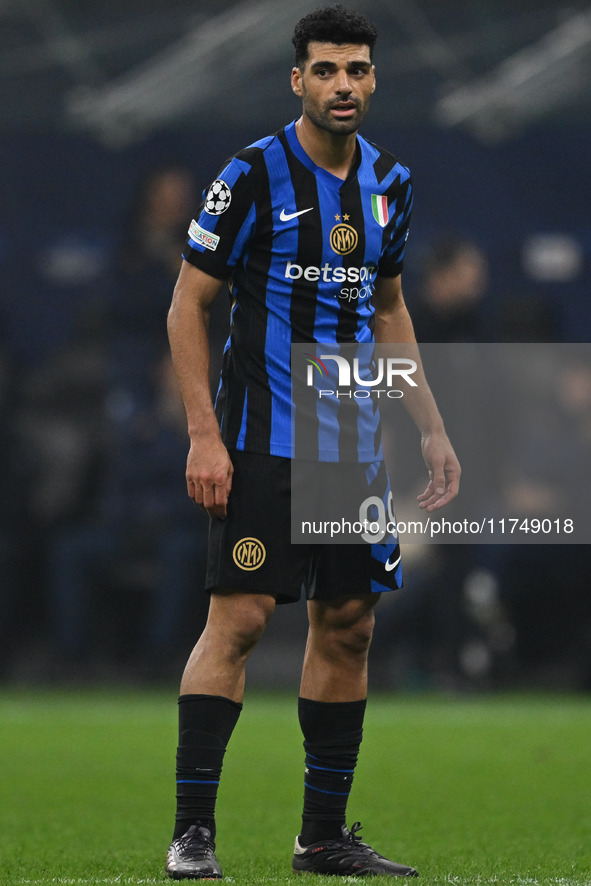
204, 180, 232, 215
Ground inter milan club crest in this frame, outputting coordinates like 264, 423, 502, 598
371, 194, 389, 227
232, 537, 266, 571
330, 223, 358, 255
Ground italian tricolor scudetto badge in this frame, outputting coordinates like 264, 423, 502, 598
371, 194, 389, 227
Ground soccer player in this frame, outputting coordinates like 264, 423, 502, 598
165, 4, 460, 879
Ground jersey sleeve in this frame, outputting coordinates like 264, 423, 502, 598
182, 155, 257, 280
377, 173, 413, 278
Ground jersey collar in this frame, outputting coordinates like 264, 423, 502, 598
284, 120, 362, 190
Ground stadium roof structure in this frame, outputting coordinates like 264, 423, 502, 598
1, 0, 590, 143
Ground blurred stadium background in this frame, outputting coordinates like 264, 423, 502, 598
1, 0, 590, 691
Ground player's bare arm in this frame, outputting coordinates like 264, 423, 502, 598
167, 260, 233, 518
373, 274, 461, 512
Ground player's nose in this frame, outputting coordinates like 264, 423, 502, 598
334, 70, 353, 95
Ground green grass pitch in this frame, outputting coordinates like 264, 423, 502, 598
1, 689, 590, 885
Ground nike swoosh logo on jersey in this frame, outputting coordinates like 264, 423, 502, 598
280, 207, 314, 222
385, 553, 401, 572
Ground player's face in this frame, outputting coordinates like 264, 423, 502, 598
291, 41, 376, 136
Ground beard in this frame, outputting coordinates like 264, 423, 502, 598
301, 94, 370, 136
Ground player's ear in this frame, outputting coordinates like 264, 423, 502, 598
371, 65, 376, 94
291, 66, 303, 97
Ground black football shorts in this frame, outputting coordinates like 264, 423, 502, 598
205, 450, 402, 603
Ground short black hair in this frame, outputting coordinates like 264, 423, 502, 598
292, 5, 378, 68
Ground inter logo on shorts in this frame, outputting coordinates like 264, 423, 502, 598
232, 537, 266, 571
330, 223, 358, 255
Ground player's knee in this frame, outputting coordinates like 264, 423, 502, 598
234, 611, 268, 653
322, 602, 376, 659
219, 594, 275, 658
340, 614, 375, 658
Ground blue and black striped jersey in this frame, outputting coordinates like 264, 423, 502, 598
183, 120, 412, 461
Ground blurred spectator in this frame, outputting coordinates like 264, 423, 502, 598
47, 350, 208, 680
495, 292, 559, 342
7, 316, 111, 682
410, 236, 491, 342
495, 354, 591, 689
8, 163, 217, 682
109, 163, 197, 405
499, 353, 590, 519
14, 339, 108, 531
371, 547, 514, 692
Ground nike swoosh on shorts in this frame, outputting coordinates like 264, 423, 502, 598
385, 554, 401, 572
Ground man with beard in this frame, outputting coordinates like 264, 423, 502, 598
165, 4, 460, 879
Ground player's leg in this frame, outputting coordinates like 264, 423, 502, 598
301, 593, 377, 702
180, 589, 276, 701
292, 505, 417, 879
298, 593, 378, 845
167, 450, 306, 879
166, 590, 275, 880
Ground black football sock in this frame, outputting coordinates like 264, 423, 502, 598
173, 693, 242, 841
298, 696, 366, 846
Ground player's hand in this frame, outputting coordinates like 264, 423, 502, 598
418, 429, 461, 512
186, 434, 233, 519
